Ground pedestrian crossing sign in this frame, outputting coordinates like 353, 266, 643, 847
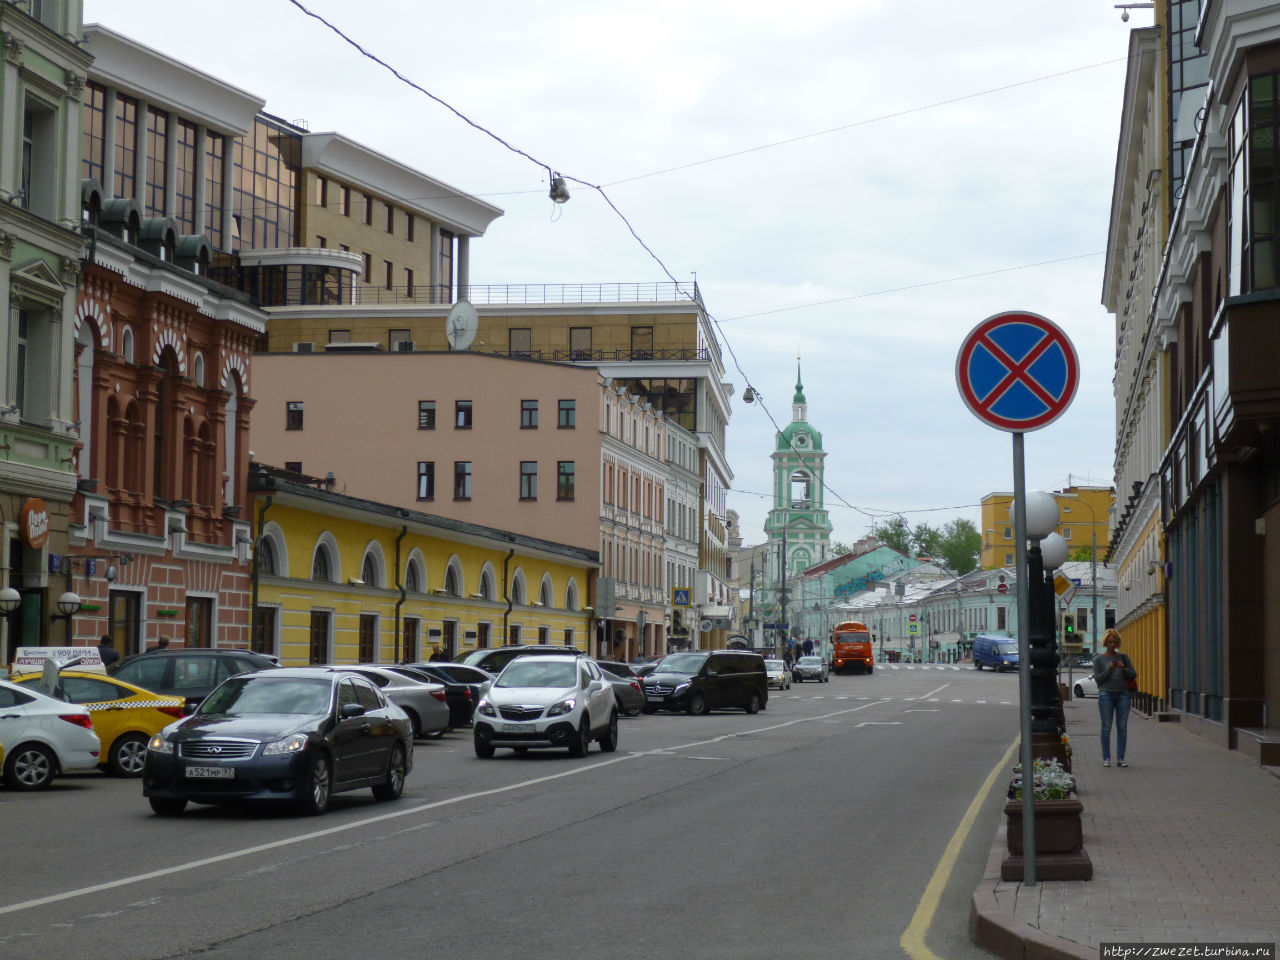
672, 588, 691, 607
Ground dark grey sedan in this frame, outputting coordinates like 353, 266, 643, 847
142, 668, 413, 817
597, 661, 645, 717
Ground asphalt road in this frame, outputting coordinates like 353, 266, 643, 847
0, 665, 1025, 960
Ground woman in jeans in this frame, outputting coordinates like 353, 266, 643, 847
1092, 629, 1137, 767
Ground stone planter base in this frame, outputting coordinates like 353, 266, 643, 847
1001, 798, 1092, 881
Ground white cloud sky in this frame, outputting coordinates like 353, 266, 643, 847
84, 0, 1145, 545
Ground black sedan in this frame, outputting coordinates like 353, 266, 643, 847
142, 668, 413, 817
390, 665, 474, 728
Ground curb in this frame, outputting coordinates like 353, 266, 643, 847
970, 808, 1094, 960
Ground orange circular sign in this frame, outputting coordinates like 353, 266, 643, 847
20, 498, 50, 549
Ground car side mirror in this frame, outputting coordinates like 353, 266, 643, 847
340, 702, 366, 719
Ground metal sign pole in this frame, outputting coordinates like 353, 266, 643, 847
1011, 432, 1037, 885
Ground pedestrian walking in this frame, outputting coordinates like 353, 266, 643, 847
1092, 628, 1137, 767
96, 634, 120, 668
803, 637, 814, 657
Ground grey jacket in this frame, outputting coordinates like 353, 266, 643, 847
1092, 651, 1136, 693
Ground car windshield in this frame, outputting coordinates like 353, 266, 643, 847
497, 660, 577, 689
765, 660, 785, 671
655, 653, 707, 674
799, 657, 822, 666
997, 643, 1018, 655
199, 676, 332, 716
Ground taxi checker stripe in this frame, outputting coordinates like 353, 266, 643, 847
86, 700, 181, 710
974, 329, 1058, 412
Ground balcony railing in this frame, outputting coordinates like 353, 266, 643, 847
493, 347, 712, 363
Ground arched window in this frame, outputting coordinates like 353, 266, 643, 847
311, 537, 339, 582
539, 576, 553, 608
258, 538, 278, 576
509, 569, 526, 606
197, 421, 214, 505
404, 560, 421, 593
444, 560, 462, 597
479, 565, 496, 601
192, 352, 205, 387
121, 326, 134, 362
565, 580, 579, 612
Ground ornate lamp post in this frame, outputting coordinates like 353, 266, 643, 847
1024, 493, 1060, 739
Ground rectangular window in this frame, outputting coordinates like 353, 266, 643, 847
455, 401, 473, 428
1004, 553, 1014, 566
316, 175, 328, 208
14, 311, 28, 416
418, 401, 436, 429
521, 400, 538, 428
538, 626, 550, 644
509, 328, 532, 357
520, 461, 538, 500
145, 106, 168, 218
358, 614, 377, 663
997, 607, 1007, 630
407, 213, 415, 242
316, 235, 326, 248
417, 461, 435, 500
1002, 527, 1012, 539
252, 606, 276, 656
309, 610, 330, 665
286, 401, 304, 430
362, 252, 372, 283
284, 461, 302, 474
389, 329, 411, 351
329, 329, 351, 344
569, 327, 592, 359
384, 260, 393, 290
630, 326, 653, 359
454, 462, 472, 500
558, 399, 576, 429
81, 81, 106, 185
174, 119, 197, 233
363, 193, 373, 225
341, 185, 351, 216
557, 461, 576, 501
386, 204, 395, 234
186, 597, 214, 648
109, 590, 143, 657
477, 621, 490, 649
1076, 608, 1089, 632
113, 93, 138, 200
438, 229, 454, 301
405, 267, 414, 297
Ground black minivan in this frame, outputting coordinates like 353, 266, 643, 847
641, 650, 769, 715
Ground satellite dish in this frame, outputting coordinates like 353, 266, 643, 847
445, 300, 478, 351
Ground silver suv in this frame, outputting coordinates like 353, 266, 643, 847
473, 655, 617, 758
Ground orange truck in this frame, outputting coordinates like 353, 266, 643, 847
831, 621, 875, 674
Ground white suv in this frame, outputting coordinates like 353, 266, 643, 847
473, 655, 618, 758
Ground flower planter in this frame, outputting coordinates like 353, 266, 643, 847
1001, 798, 1092, 881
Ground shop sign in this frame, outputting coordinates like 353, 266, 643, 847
20, 498, 50, 549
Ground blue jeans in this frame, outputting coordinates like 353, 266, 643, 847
1098, 690, 1130, 761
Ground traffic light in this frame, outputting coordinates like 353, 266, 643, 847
1063, 614, 1075, 637
672, 609, 685, 636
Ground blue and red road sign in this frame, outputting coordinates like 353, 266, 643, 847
955, 311, 1078, 433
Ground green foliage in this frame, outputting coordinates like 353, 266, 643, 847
1069, 546, 1095, 562
938, 518, 981, 576
831, 541, 852, 557
871, 517, 912, 555
871, 516, 980, 575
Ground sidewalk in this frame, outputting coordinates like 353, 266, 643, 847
971, 696, 1280, 959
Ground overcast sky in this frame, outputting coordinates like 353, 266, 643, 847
83, 0, 1152, 547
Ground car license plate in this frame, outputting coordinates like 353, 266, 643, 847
646, 694, 665, 702
186, 765, 235, 779
501, 723, 531, 733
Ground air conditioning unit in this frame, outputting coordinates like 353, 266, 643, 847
293, 342, 314, 353
394, 340, 415, 352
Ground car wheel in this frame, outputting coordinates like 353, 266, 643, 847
108, 732, 150, 777
425, 723, 447, 740
474, 735, 495, 759
372, 744, 406, 801
1073, 683, 1084, 699
687, 691, 710, 716
3, 743, 56, 790
297, 753, 332, 816
745, 692, 761, 714
149, 797, 188, 817
569, 717, 591, 757
406, 709, 422, 740
974, 660, 982, 670
599, 712, 619, 753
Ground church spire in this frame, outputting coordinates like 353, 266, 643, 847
793, 356, 806, 404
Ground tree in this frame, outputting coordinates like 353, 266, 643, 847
938, 518, 981, 575
871, 517, 912, 555
1069, 546, 1095, 562
911, 522, 943, 558
831, 541, 852, 557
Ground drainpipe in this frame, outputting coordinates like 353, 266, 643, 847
394, 525, 407, 663
251, 495, 272, 650
501, 547, 515, 642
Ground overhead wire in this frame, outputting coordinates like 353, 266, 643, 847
283, 0, 1115, 531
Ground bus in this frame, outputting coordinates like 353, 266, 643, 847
831, 621, 874, 674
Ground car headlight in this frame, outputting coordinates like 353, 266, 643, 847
673, 682, 690, 695
262, 734, 308, 756
546, 697, 577, 717
147, 734, 174, 754
477, 700, 497, 718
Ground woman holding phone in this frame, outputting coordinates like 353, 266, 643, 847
1092, 628, 1137, 767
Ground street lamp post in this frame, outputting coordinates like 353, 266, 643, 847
55, 590, 82, 644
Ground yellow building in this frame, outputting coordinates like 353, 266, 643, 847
980, 485, 1115, 570
247, 466, 597, 666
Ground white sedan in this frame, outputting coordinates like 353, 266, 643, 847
764, 659, 791, 690
1072, 673, 1099, 699
0, 678, 100, 790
